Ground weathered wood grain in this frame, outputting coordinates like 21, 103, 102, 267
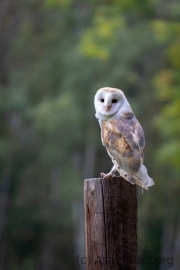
84, 177, 137, 270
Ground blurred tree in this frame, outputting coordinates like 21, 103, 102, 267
153, 17, 180, 270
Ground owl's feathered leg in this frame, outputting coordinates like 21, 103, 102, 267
110, 158, 136, 184
100, 165, 116, 179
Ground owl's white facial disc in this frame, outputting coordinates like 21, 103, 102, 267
94, 90, 124, 117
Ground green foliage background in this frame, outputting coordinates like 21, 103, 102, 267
0, 0, 180, 269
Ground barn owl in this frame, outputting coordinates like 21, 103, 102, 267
94, 87, 154, 190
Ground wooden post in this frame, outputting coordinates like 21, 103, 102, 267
84, 176, 137, 270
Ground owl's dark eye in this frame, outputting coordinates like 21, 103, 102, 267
100, 99, 104, 102
112, 99, 117, 103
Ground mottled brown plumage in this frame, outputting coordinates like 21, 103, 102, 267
101, 112, 144, 174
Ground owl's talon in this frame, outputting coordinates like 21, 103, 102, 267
100, 172, 105, 178
100, 172, 115, 179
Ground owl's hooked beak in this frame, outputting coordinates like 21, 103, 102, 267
105, 105, 112, 112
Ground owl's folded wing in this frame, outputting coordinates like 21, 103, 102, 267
104, 111, 145, 154
101, 111, 145, 175
101, 112, 148, 188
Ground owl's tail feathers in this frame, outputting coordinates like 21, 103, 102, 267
119, 168, 149, 190
112, 159, 154, 190
133, 164, 154, 188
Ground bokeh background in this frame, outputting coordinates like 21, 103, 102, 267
0, 0, 180, 269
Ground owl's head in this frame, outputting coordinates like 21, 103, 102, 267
94, 87, 130, 118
